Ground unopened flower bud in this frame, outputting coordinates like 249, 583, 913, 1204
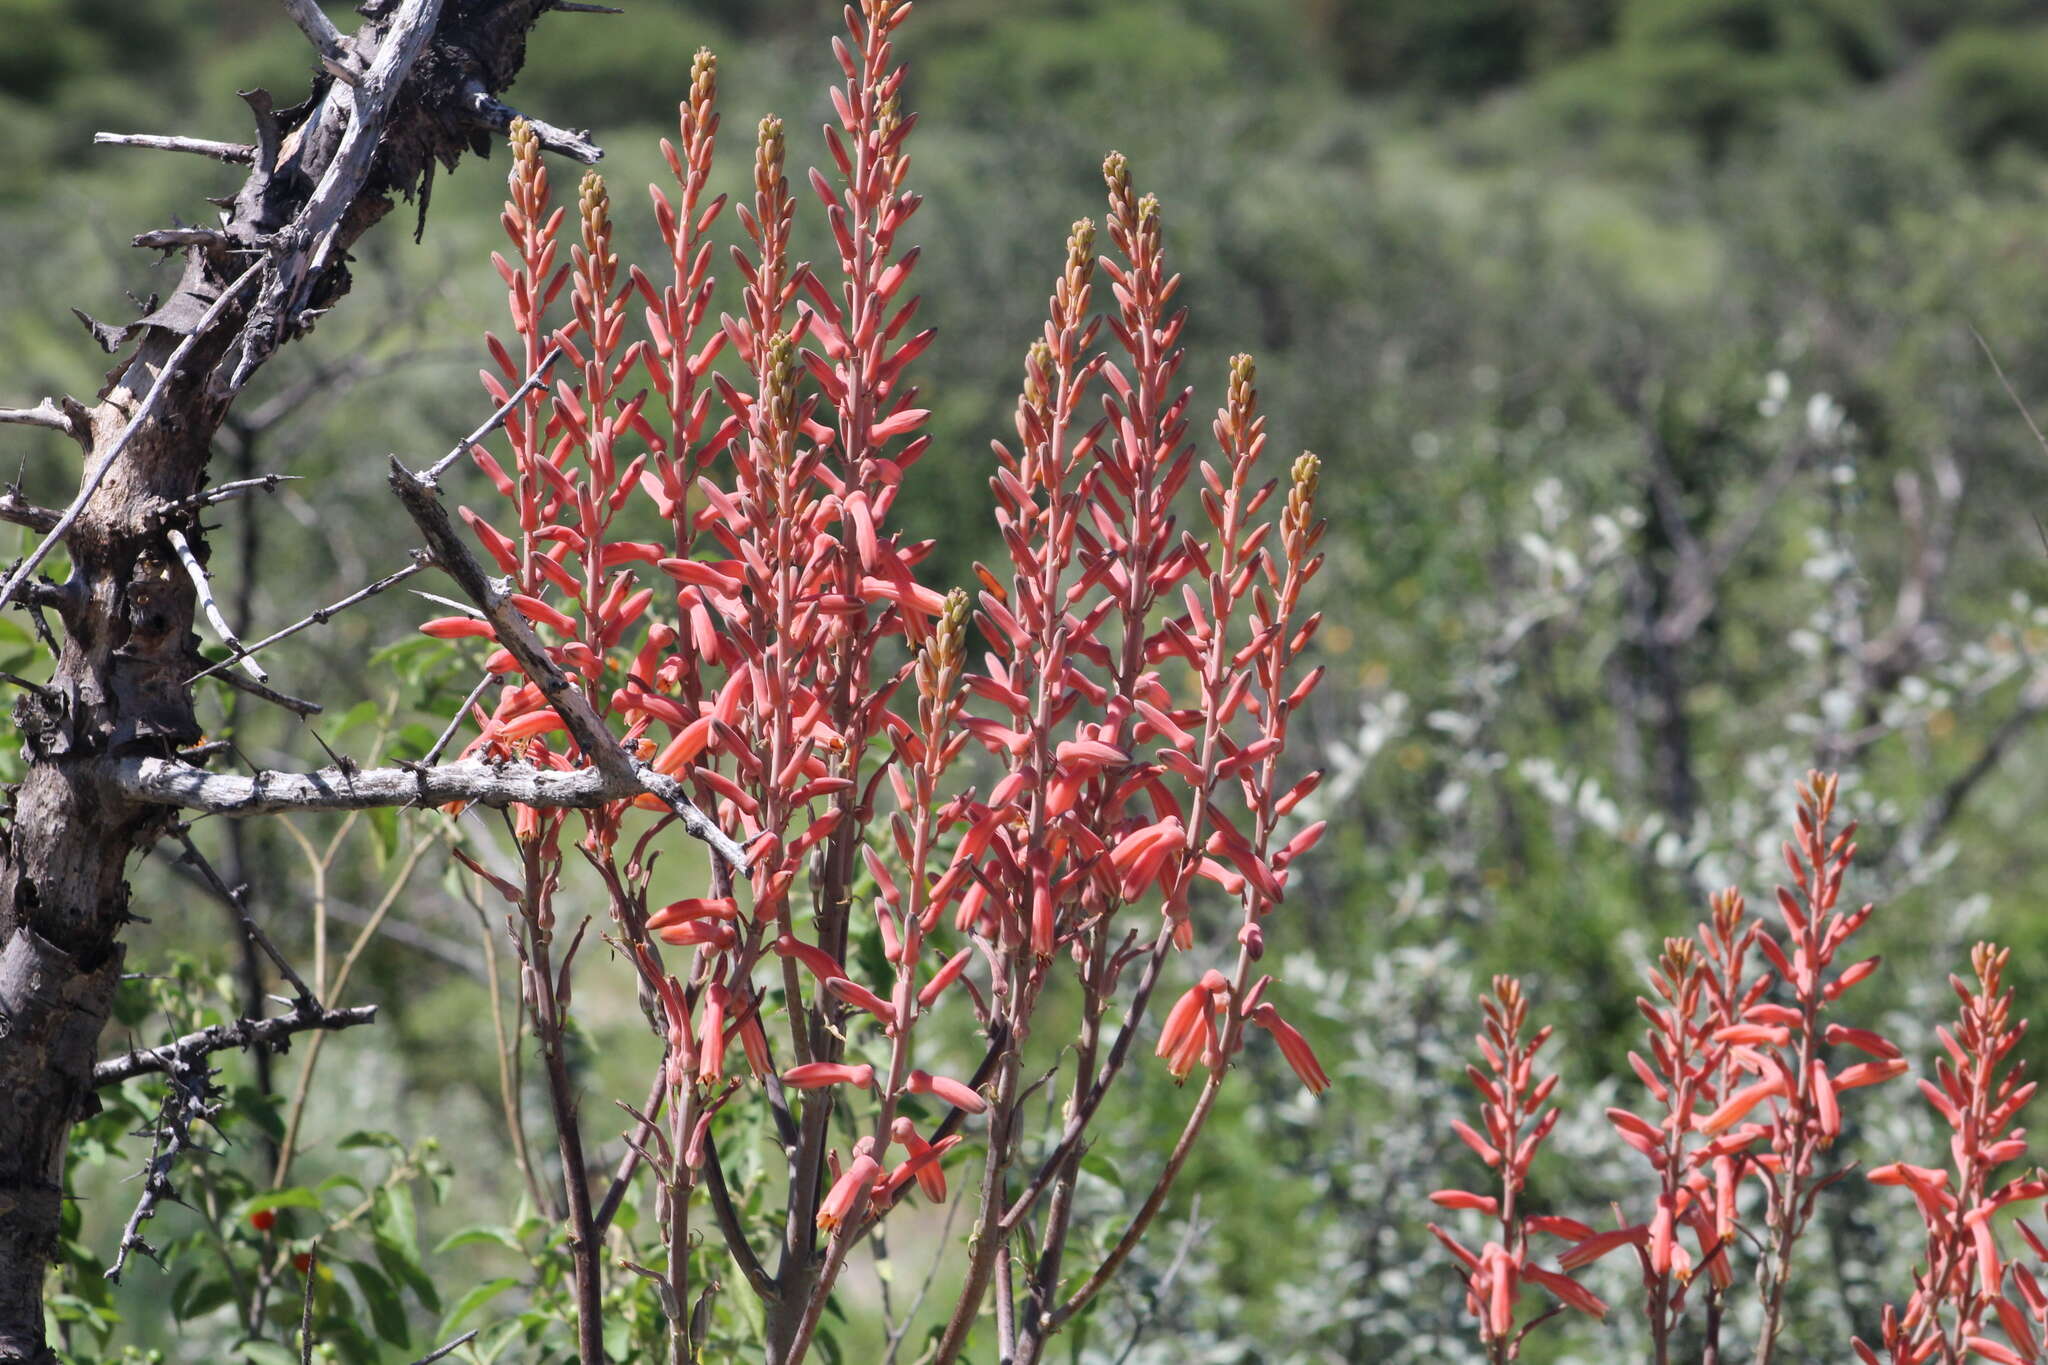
756, 115, 786, 193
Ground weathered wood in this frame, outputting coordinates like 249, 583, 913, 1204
0, 5, 596, 1358
92, 132, 256, 164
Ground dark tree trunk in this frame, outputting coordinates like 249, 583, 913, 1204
0, 7, 593, 1358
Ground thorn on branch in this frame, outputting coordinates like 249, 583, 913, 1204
166, 473, 303, 515
94, 132, 257, 164
0, 668, 56, 704
456, 81, 603, 165
239, 88, 282, 183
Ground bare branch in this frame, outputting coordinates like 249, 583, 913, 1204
216, 668, 325, 717
1893, 667, 2048, 866
231, 0, 446, 388
388, 458, 750, 869
189, 558, 427, 684
94, 132, 257, 164
134, 227, 230, 252
114, 754, 644, 816
0, 399, 82, 438
421, 670, 496, 766
166, 528, 267, 682
0, 258, 265, 615
1002, 927, 1175, 1230
1974, 325, 2048, 459
1048, 1073, 1225, 1331
174, 827, 323, 1006
704, 1134, 779, 1301
406, 1331, 480, 1365
167, 473, 303, 515
552, 1, 623, 11
94, 1004, 377, 1088
298, 1249, 317, 1364
0, 491, 60, 534
424, 342, 563, 482
106, 1058, 212, 1282
457, 82, 603, 165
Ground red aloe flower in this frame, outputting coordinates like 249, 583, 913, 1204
1551, 775, 1899, 1365
1432, 977, 1607, 1362
430, 3, 1332, 1355
1859, 943, 2045, 1365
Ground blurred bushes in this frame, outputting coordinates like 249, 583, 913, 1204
1930, 24, 2048, 160
14, 0, 2048, 1358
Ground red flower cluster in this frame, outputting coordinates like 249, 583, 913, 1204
1430, 976, 1607, 1362
1860, 943, 2047, 1365
1440, 774, 1906, 1363
427, 2, 1331, 1355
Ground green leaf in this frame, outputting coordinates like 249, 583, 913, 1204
440, 1277, 520, 1335
1079, 1150, 1122, 1185
240, 1188, 323, 1216
235, 1343, 301, 1365
337, 1129, 406, 1153
376, 1186, 440, 1317
342, 1257, 411, 1347
329, 698, 382, 740
170, 1269, 235, 1322
432, 1225, 523, 1256
369, 634, 453, 677
373, 1186, 420, 1261
367, 803, 399, 863
230, 1085, 287, 1143
396, 721, 440, 758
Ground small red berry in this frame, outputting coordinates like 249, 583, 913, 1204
292, 1252, 313, 1274
248, 1209, 277, 1233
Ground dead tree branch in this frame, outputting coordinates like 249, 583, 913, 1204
0, 259, 263, 615
93, 132, 256, 163
94, 1005, 378, 1089
457, 83, 603, 165
0, 3, 603, 1350
188, 558, 428, 684
0, 399, 84, 439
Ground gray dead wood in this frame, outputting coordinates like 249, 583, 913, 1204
0, 5, 601, 1358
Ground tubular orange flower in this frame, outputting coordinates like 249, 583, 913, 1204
645, 896, 738, 929
817, 1146, 880, 1234
783, 1062, 874, 1091
907, 1068, 985, 1114
1246, 1002, 1329, 1095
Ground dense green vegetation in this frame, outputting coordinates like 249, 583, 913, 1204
11, 1, 2048, 1359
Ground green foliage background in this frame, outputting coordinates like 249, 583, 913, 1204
11, 0, 2048, 1359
